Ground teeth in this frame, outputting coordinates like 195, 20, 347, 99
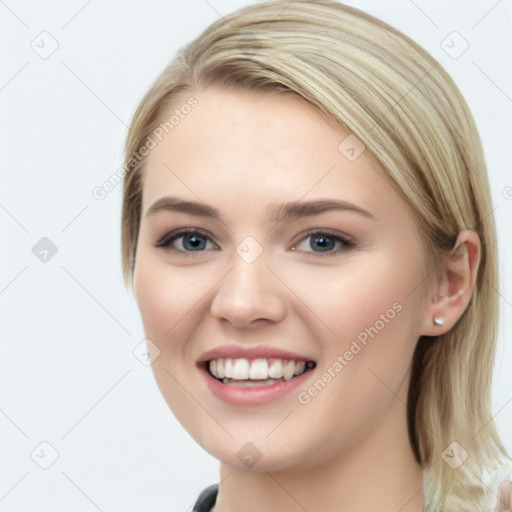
232, 359, 250, 379
223, 377, 278, 387
208, 357, 313, 381
249, 359, 268, 379
283, 360, 295, 380
224, 358, 233, 378
294, 361, 305, 375
217, 358, 225, 378
268, 359, 284, 379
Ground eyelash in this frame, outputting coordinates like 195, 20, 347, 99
154, 227, 355, 258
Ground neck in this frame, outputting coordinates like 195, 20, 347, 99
212, 392, 424, 512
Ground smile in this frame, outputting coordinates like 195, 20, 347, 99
198, 355, 316, 406
208, 357, 315, 386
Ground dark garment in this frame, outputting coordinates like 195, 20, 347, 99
193, 484, 219, 512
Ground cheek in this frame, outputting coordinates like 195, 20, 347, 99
295, 249, 425, 405
133, 251, 218, 364
133, 255, 202, 428
134, 260, 169, 337
133, 253, 190, 349
295, 249, 423, 342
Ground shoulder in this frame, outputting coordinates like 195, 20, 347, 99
192, 483, 218, 512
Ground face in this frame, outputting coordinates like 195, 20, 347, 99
133, 86, 431, 472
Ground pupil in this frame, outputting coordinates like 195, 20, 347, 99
184, 236, 206, 250
311, 235, 334, 252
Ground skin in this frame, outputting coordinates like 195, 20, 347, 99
133, 86, 480, 512
497, 481, 512, 512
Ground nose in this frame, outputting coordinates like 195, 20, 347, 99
209, 253, 287, 328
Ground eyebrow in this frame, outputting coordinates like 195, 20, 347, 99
144, 196, 376, 222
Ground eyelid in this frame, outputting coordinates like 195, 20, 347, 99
292, 227, 353, 246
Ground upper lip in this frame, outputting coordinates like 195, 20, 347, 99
197, 344, 316, 364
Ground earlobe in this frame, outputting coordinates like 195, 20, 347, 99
420, 230, 481, 336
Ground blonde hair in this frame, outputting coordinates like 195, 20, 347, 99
121, 1, 510, 509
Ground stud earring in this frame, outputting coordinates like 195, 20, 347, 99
433, 316, 445, 326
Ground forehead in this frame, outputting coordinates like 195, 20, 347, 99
140, 87, 399, 220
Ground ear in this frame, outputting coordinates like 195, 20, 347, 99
419, 229, 481, 336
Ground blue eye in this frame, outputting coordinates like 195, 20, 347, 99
293, 231, 355, 256
155, 228, 218, 253
155, 228, 355, 257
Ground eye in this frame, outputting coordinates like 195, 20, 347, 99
155, 228, 218, 253
292, 230, 355, 257
155, 228, 355, 257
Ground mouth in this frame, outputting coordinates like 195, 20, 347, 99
202, 357, 316, 387
197, 356, 317, 406
196, 344, 318, 406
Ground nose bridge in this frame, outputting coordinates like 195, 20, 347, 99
210, 238, 286, 326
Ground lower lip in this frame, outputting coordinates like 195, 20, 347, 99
199, 364, 314, 406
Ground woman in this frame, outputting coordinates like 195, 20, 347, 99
120, 1, 511, 510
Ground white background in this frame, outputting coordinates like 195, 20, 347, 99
1, 1, 511, 510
